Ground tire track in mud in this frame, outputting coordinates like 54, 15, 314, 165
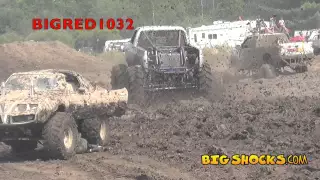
71, 152, 196, 180
0, 160, 89, 180
107, 92, 320, 180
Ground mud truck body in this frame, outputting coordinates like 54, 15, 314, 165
111, 26, 213, 104
235, 33, 314, 78
0, 69, 128, 159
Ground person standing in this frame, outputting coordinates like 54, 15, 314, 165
270, 15, 278, 32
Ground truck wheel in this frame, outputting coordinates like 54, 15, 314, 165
5, 140, 37, 153
198, 61, 213, 93
127, 66, 145, 105
111, 64, 129, 89
81, 117, 109, 146
42, 112, 78, 160
295, 65, 308, 73
259, 64, 277, 79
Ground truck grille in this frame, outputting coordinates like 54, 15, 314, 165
12, 115, 35, 123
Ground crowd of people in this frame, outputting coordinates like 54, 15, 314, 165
241, 15, 308, 42
254, 15, 290, 35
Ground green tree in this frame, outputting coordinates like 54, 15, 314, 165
215, 0, 245, 20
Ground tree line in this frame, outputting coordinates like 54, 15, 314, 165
0, 0, 319, 51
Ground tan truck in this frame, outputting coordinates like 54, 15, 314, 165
0, 69, 128, 159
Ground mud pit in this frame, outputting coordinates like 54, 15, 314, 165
1, 41, 320, 180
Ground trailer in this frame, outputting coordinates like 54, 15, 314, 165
187, 20, 270, 48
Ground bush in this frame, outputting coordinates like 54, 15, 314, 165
25, 30, 74, 47
74, 29, 122, 52
0, 32, 24, 44
97, 51, 126, 65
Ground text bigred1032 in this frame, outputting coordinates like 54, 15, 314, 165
32, 18, 134, 30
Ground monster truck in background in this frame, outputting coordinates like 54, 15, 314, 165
111, 26, 213, 104
233, 33, 314, 79
0, 69, 128, 159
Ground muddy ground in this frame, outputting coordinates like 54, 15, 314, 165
1, 41, 320, 180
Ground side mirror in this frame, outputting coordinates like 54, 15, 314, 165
78, 87, 85, 93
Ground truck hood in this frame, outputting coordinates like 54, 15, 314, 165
0, 90, 56, 103
0, 90, 59, 115
280, 42, 314, 55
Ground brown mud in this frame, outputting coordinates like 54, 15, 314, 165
0, 41, 114, 88
1, 41, 320, 179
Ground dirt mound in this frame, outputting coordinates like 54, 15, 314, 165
0, 41, 114, 87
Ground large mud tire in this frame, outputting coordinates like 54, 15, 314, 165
111, 64, 129, 89
81, 117, 109, 146
127, 66, 145, 105
259, 64, 277, 79
5, 140, 37, 153
42, 112, 78, 160
198, 61, 213, 94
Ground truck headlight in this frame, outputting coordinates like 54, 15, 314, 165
14, 104, 38, 112
29, 104, 38, 110
15, 104, 27, 112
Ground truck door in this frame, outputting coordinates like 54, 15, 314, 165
76, 75, 111, 117
63, 73, 89, 119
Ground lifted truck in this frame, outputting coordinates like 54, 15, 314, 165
234, 33, 314, 78
0, 69, 128, 159
111, 26, 213, 104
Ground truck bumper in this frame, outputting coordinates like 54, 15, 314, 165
0, 121, 41, 141
281, 53, 314, 60
0, 114, 37, 125
0, 120, 37, 127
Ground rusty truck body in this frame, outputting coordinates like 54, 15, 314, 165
0, 69, 128, 159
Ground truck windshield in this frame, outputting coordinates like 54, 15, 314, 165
5, 74, 59, 91
138, 30, 185, 48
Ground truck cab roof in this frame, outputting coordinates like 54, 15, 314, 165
135, 26, 186, 32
